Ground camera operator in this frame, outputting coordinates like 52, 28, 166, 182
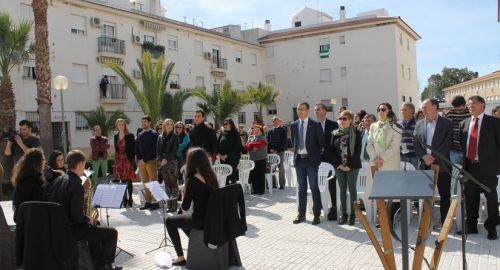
4, 120, 41, 164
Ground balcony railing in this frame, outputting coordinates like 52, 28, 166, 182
100, 84, 127, 100
142, 43, 165, 59
211, 57, 228, 70
98, 36, 126, 55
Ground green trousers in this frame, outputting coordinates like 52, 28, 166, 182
92, 157, 108, 185
335, 168, 359, 216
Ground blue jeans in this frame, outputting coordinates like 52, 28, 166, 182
449, 151, 463, 165
295, 157, 321, 216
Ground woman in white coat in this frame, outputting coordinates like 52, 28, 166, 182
367, 102, 402, 172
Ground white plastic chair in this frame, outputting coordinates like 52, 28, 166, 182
400, 161, 416, 171
283, 150, 295, 187
265, 154, 281, 194
179, 164, 186, 194
212, 164, 232, 188
240, 154, 250, 160
238, 159, 255, 195
305, 162, 334, 218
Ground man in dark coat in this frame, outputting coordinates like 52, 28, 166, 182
189, 110, 217, 161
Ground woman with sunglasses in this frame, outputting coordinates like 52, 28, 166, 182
175, 121, 190, 183
218, 118, 242, 185
244, 125, 268, 195
157, 118, 180, 212
366, 102, 402, 172
330, 110, 362, 225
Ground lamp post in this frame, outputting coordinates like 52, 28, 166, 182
53, 75, 69, 156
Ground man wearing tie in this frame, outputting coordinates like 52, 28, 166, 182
459, 95, 500, 240
314, 103, 339, 220
291, 102, 324, 225
413, 98, 453, 225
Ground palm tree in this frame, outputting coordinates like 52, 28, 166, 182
247, 82, 281, 125
161, 89, 192, 122
0, 13, 32, 133
76, 106, 130, 137
192, 80, 249, 127
106, 52, 174, 123
32, 0, 54, 155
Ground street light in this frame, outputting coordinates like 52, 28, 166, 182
53, 75, 69, 156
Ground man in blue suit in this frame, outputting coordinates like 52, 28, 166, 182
291, 102, 325, 225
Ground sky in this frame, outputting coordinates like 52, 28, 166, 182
161, 0, 500, 91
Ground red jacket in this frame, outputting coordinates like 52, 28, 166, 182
90, 136, 110, 160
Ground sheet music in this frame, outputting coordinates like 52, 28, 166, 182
145, 181, 169, 202
84, 169, 94, 178
92, 184, 127, 209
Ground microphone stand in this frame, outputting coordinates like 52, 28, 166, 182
388, 120, 490, 270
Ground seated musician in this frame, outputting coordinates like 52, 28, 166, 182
49, 150, 121, 270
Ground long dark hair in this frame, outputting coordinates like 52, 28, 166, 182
185, 147, 218, 191
48, 150, 63, 170
223, 118, 237, 132
11, 148, 45, 187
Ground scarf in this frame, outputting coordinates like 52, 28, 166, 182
332, 125, 357, 157
374, 120, 389, 149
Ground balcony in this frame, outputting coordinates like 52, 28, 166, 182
97, 36, 126, 56
141, 42, 165, 59
99, 83, 127, 103
211, 57, 228, 70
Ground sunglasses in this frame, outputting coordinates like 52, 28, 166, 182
223, 123, 229, 126
377, 108, 387, 112
338, 117, 349, 121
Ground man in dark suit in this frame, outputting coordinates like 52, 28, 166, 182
189, 110, 217, 160
414, 98, 453, 225
314, 102, 339, 220
459, 95, 500, 240
291, 102, 325, 225
49, 150, 121, 270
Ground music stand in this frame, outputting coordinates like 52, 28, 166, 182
369, 170, 434, 270
144, 181, 174, 254
92, 183, 134, 258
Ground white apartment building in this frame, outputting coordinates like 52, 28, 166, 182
3, 1, 420, 152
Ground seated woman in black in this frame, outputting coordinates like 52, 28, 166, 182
43, 150, 66, 184
165, 147, 219, 265
12, 148, 47, 223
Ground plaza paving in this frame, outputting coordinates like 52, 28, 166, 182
2, 183, 499, 270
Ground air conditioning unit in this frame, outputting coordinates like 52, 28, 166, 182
90, 17, 102, 27
133, 69, 142, 78
132, 34, 142, 44
203, 52, 212, 60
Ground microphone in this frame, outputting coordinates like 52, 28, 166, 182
386, 110, 404, 130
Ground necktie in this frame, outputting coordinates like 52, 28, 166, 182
299, 120, 305, 150
467, 117, 478, 161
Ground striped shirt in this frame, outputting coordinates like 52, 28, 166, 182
398, 117, 416, 158
444, 108, 470, 151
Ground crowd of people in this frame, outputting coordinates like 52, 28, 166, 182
3, 94, 500, 268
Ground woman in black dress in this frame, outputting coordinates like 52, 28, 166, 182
217, 118, 242, 185
165, 147, 219, 265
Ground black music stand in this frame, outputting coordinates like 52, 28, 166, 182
369, 170, 434, 270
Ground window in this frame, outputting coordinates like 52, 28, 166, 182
250, 53, 257, 66
195, 76, 205, 89
20, 3, 34, 22
169, 74, 180, 89
294, 21, 301, 27
265, 46, 274, 58
101, 23, 115, 37
253, 112, 260, 121
340, 66, 347, 77
339, 35, 345, 45
402, 95, 406, 102
267, 103, 277, 115
341, 98, 348, 107
265, 75, 276, 85
409, 97, 413, 103
238, 112, 246, 124
320, 69, 332, 82
399, 32, 403, 46
406, 38, 410, 50
319, 38, 330, 51
235, 50, 242, 63
144, 35, 155, 43
235, 81, 244, 91
194, 41, 203, 56
75, 112, 90, 131
72, 64, 88, 84
168, 35, 178, 50
401, 64, 405, 78
70, 14, 86, 35
22, 66, 36, 79
408, 68, 411, 80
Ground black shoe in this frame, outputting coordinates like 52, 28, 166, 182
139, 203, 151, 210
312, 216, 321, 225
150, 203, 159, 210
348, 215, 355, 226
327, 208, 337, 221
127, 199, 133, 207
279, 186, 285, 190
172, 259, 187, 266
96, 264, 122, 270
293, 215, 306, 224
338, 215, 347, 225
487, 229, 498, 240
457, 226, 478, 235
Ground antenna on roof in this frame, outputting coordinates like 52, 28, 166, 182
183, 16, 187, 23
192, 18, 195, 25
200, 21, 204, 28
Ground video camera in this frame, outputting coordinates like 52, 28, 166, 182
1, 128, 19, 142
